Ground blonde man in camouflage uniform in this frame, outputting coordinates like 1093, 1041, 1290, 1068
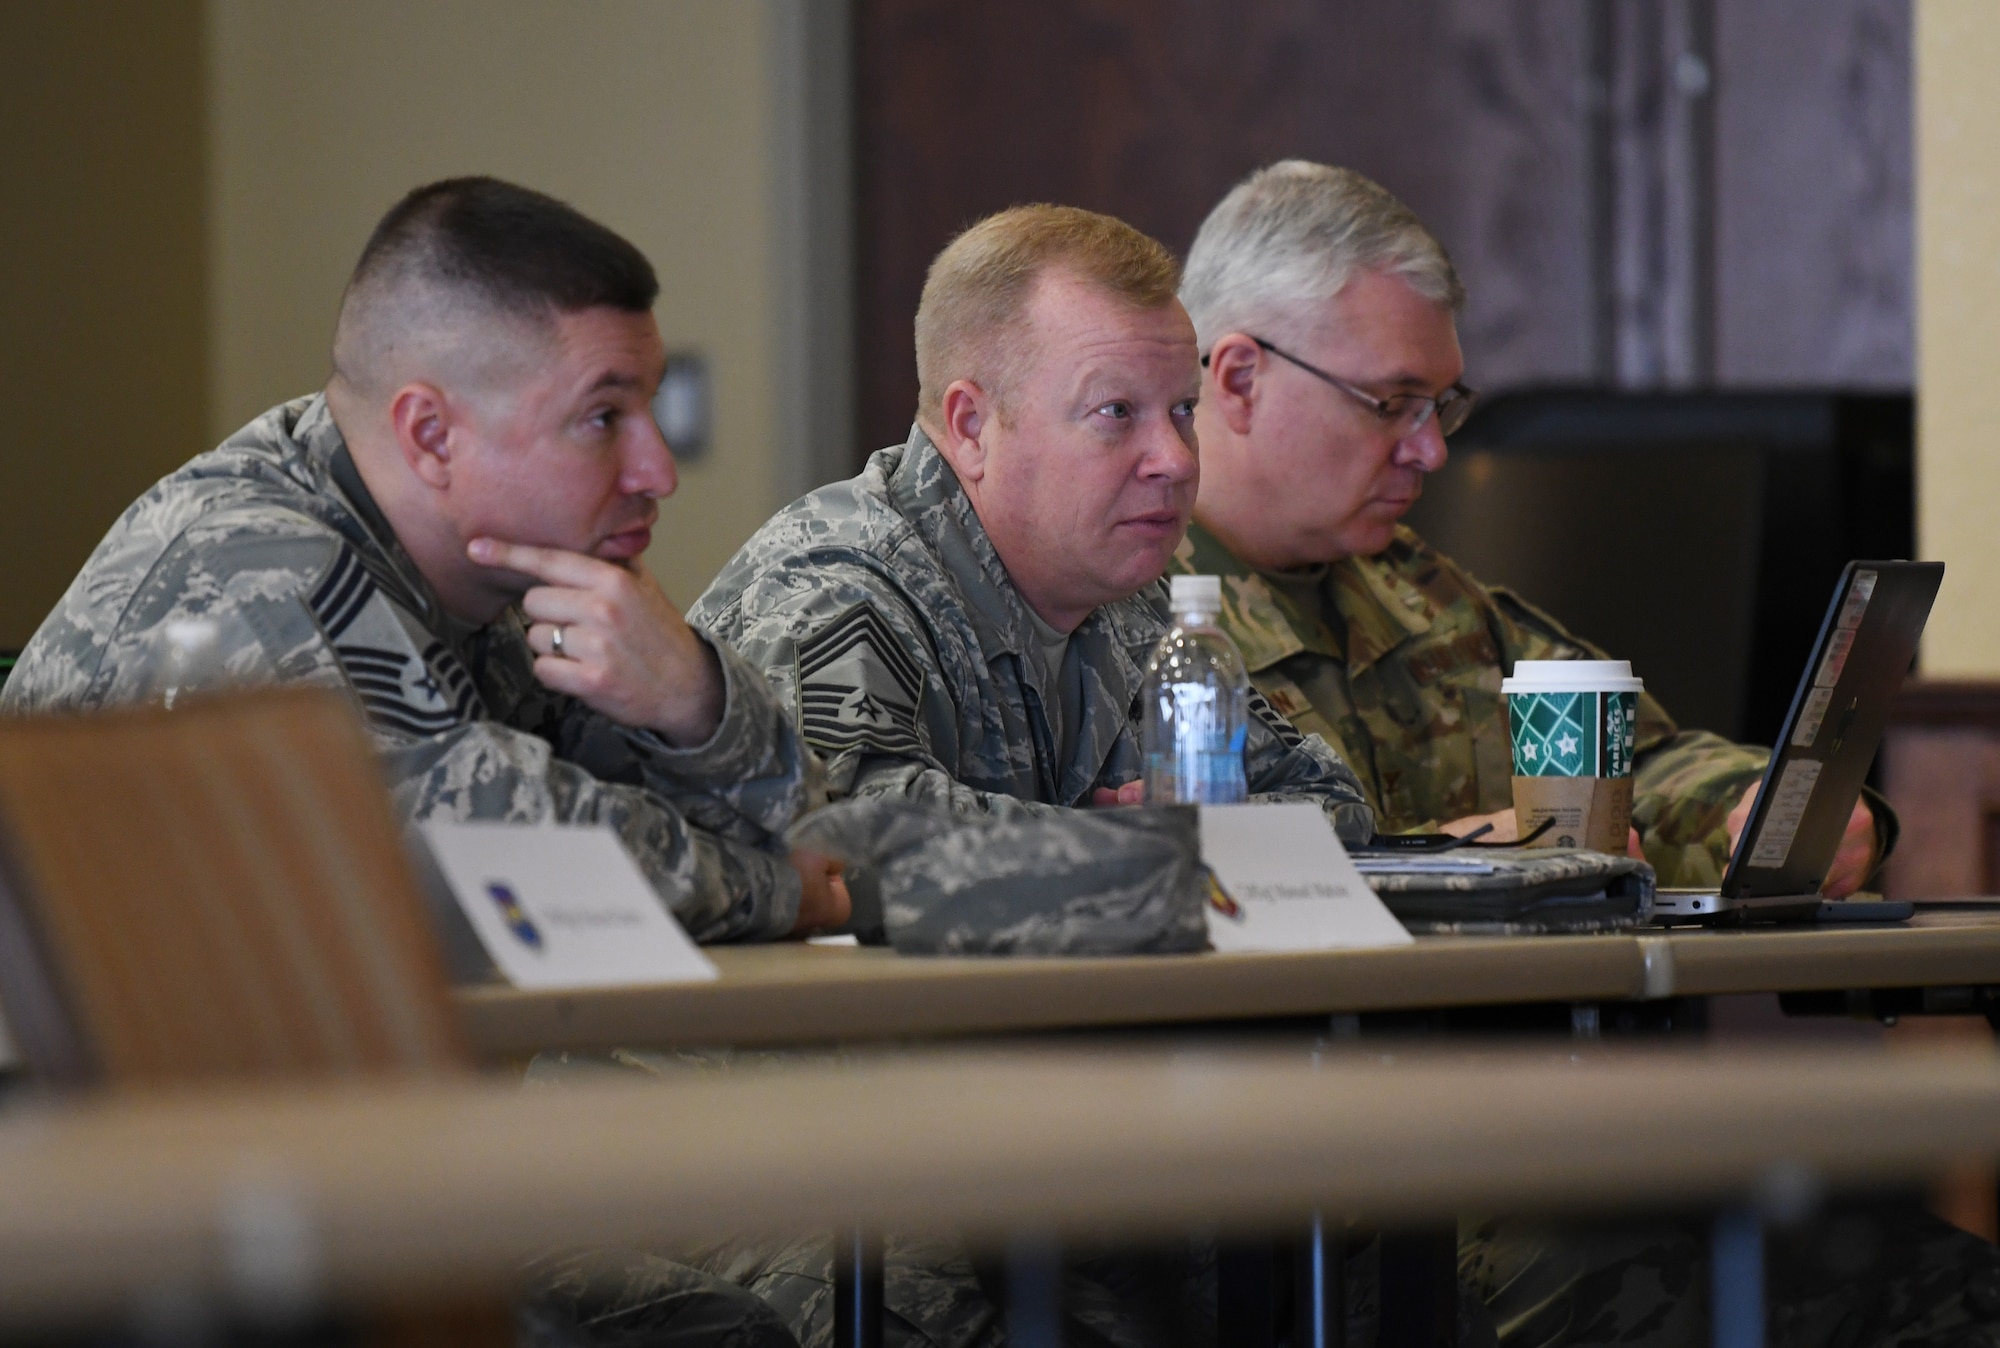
695, 204, 1369, 837
692, 205, 1373, 1346
2, 176, 847, 1348
1173, 160, 1887, 896
1173, 159, 1999, 1348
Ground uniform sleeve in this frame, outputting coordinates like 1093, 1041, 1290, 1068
537, 637, 820, 850
384, 713, 803, 944
1242, 687, 1376, 844
64, 527, 805, 943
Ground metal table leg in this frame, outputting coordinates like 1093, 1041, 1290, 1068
833, 1227, 883, 1348
1005, 1233, 1063, 1348
1712, 1207, 1765, 1348
1294, 1214, 1346, 1348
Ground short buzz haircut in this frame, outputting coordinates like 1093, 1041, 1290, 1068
913, 204, 1182, 427
331, 176, 658, 395
1179, 161, 1464, 352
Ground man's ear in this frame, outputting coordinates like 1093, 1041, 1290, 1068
1206, 333, 1263, 436
932, 379, 993, 483
388, 383, 454, 490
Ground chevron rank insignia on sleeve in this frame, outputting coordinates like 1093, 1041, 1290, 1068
310, 546, 481, 737
1247, 684, 1305, 748
795, 603, 925, 759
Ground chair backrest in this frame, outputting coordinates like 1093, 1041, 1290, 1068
0, 686, 467, 1086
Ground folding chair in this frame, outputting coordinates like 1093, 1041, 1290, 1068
0, 686, 502, 1344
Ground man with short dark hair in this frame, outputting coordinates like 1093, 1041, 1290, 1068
3, 179, 850, 1345
5, 176, 846, 946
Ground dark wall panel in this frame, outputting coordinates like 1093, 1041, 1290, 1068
1714, 0, 1911, 387
0, 0, 208, 647
854, 0, 1913, 458
853, 0, 1596, 455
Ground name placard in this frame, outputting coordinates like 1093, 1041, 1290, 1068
420, 821, 718, 989
1199, 803, 1412, 952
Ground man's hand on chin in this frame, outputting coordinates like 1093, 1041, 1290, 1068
467, 537, 725, 746
1725, 782, 1877, 899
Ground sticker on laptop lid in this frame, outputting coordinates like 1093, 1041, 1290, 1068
1747, 757, 1824, 869
1813, 626, 1858, 689
1835, 570, 1877, 630
1790, 685, 1837, 748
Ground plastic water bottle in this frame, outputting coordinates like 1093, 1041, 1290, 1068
1142, 574, 1250, 804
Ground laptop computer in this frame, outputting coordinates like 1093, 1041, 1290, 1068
1651, 559, 1943, 925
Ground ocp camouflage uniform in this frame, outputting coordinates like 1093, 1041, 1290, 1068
691, 426, 1373, 840
1172, 519, 1899, 887
2, 393, 815, 943
1171, 525, 1985, 1348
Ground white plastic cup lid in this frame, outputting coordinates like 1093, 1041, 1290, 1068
1501, 658, 1644, 694
1170, 574, 1222, 610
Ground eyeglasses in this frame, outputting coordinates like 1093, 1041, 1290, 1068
1203, 337, 1479, 439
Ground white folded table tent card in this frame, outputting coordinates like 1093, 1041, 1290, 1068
419, 821, 718, 989
1198, 803, 1413, 953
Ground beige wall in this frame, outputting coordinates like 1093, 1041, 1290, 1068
206, 0, 796, 606
0, 2, 208, 648
1918, 0, 2000, 675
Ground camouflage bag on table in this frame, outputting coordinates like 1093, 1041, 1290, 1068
1360, 846, 1656, 935
786, 801, 1212, 956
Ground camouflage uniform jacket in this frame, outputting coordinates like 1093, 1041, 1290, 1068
690, 426, 1374, 841
1, 395, 812, 942
1174, 518, 1786, 886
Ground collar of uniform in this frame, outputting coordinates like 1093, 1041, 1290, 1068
1174, 519, 1330, 672
888, 424, 1051, 664
889, 423, 1159, 800
1326, 526, 1436, 673
294, 393, 473, 645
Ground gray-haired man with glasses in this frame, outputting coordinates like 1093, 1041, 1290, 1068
1174, 160, 1994, 1348
1174, 159, 1885, 894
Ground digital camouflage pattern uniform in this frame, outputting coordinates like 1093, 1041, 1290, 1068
1172, 518, 1879, 888
691, 426, 1373, 840
688, 426, 1370, 1345
1, 393, 825, 1346
3, 394, 815, 943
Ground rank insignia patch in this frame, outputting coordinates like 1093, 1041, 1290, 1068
1248, 685, 1305, 748
796, 604, 925, 759
311, 546, 482, 737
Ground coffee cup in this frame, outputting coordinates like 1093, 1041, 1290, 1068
1500, 659, 1642, 853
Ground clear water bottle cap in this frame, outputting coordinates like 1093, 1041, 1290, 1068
1170, 574, 1222, 612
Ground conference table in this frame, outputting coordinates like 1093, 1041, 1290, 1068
449, 905, 2000, 1348
454, 907, 2000, 1056
8, 1043, 2000, 1343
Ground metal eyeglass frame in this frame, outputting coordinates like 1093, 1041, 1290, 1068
1203, 337, 1479, 438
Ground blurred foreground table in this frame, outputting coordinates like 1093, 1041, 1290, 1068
454, 909, 2000, 1054
4, 1043, 2000, 1334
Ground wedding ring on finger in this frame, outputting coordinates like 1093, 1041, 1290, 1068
550, 623, 568, 658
